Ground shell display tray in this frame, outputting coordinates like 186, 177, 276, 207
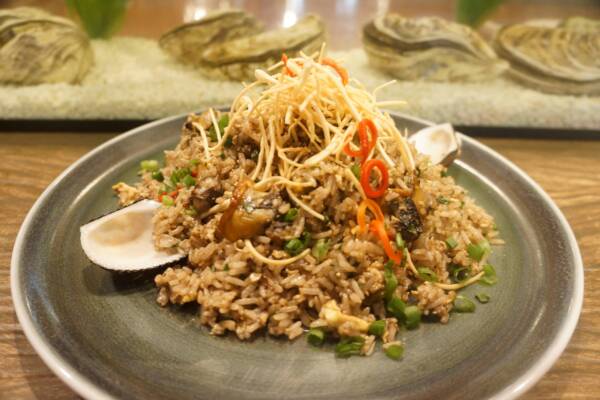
1, 37, 599, 135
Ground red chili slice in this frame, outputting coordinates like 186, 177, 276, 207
361, 159, 389, 198
344, 118, 378, 161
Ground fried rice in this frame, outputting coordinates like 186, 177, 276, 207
113, 50, 501, 356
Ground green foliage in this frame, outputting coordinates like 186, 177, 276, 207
455, 0, 505, 27
65, 0, 129, 39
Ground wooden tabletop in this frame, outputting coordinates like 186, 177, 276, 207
2, 0, 600, 398
0, 132, 599, 399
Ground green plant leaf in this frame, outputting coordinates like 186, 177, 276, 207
65, 0, 129, 39
455, 0, 505, 27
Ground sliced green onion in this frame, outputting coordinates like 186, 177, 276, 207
449, 264, 470, 282
335, 336, 364, 358
300, 231, 312, 245
184, 207, 197, 216
384, 343, 404, 360
189, 159, 200, 166
400, 248, 408, 269
283, 208, 298, 222
445, 236, 458, 249
351, 163, 361, 179
479, 264, 497, 286
395, 233, 405, 250
140, 159, 159, 172
224, 264, 230, 271
437, 196, 449, 205
475, 293, 490, 304
467, 239, 490, 261
307, 328, 325, 346
182, 175, 196, 188
311, 239, 330, 261
453, 295, 475, 313
161, 196, 174, 207
159, 183, 173, 194
285, 232, 311, 256
170, 168, 191, 185
417, 267, 438, 282
441, 170, 449, 177
403, 305, 421, 330
386, 296, 406, 320
208, 114, 230, 141
384, 262, 398, 301
284, 239, 304, 255
368, 320, 386, 337
151, 171, 164, 182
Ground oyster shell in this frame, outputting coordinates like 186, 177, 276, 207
559, 16, 600, 31
159, 10, 264, 68
198, 14, 326, 81
363, 14, 507, 82
495, 20, 600, 95
80, 200, 185, 271
408, 123, 460, 166
0, 7, 93, 85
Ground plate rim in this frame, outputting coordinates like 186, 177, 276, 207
10, 112, 584, 400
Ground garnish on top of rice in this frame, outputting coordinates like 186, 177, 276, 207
109, 47, 501, 358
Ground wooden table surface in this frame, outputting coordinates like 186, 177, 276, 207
0, 133, 599, 399
2, 0, 600, 398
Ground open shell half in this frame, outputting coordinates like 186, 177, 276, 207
409, 123, 461, 166
80, 200, 185, 271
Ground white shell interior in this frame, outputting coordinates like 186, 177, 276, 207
80, 200, 185, 271
408, 123, 460, 166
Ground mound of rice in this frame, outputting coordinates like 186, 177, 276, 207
113, 53, 500, 356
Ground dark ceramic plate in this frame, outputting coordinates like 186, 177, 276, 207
11, 113, 583, 400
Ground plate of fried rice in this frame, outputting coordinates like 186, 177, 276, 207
12, 51, 582, 400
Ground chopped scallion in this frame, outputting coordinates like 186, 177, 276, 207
283, 208, 298, 222
170, 167, 191, 185
285, 232, 311, 256
189, 159, 200, 167
368, 320, 385, 337
449, 264, 470, 282
151, 171, 164, 182
284, 239, 304, 256
335, 336, 364, 358
383, 262, 398, 301
417, 267, 438, 282
184, 207, 197, 216
159, 183, 173, 194
182, 175, 196, 188
140, 159, 159, 172
437, 196, 450, 205
403, 305, 421, 330
161, 196, 174, 207
307, 328, 325, 346
453, 295, 475, 313
386, 296, 406, 320
208, 114, 230, 141
311, 239, 330, 261
479, 264, 497, 286
351, 163, 361, 179
384, 343, 404, 360
467, 240, 490, 261
395, 233, 405, 250
445, 236, 458, 249
475, 293, 490, 304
